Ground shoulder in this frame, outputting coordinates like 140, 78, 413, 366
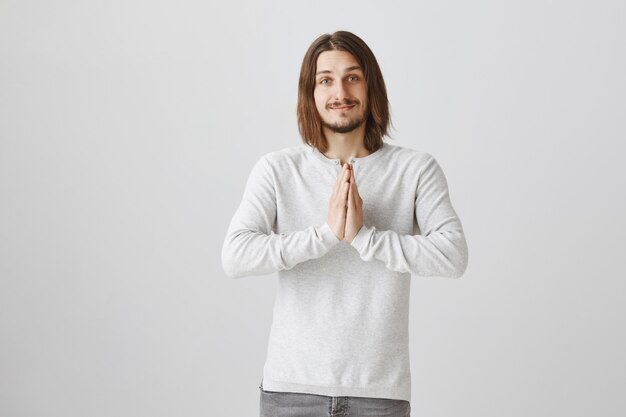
256, 144, 311, 170
382, 142, 436, 167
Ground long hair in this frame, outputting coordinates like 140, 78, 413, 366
297, 31, 392, 154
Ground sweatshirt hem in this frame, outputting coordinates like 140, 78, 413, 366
260, 378, 411, 402
317, 222, 341, 247
350, 224, 374, 255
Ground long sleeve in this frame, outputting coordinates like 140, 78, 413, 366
221, 156, 341, 278
350, 156, 468, 278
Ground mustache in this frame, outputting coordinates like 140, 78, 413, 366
327, 100, 358, 109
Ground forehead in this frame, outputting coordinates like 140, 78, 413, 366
315, 50, 361, 75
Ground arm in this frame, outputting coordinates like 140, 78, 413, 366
350, 156, 468, 278
221, 156, 340, 278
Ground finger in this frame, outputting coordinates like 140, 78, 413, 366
349, 172, 356, 208
341, 174, 350, 205
344, 176, 352, 220
332, 162, 345, 198
350, 168, 361, 201
332, 163, 348, 198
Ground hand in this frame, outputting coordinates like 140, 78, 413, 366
342, 166, 363, 243
327, 163, 351, 240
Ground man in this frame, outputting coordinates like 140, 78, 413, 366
221, 30, 468, 417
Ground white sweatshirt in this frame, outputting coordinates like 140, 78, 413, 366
221, 141, 468, 402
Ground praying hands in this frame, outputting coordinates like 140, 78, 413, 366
327, 163, 364, 243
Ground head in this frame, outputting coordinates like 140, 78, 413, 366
297, 31, 391, 153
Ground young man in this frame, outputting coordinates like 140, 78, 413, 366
222, 31, 468, 417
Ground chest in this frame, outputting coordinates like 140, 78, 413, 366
273, 163, 419, 234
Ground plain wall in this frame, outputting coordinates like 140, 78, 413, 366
1, 0, 625, 416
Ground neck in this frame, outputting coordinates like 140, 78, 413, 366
321, 123, 370, 165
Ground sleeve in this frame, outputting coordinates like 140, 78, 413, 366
349, 156, 468, 278
221, 156, 341, 278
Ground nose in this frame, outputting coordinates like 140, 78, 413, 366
333, 81, 349, 101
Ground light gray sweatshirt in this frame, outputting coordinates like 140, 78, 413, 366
221, 141, 468, 402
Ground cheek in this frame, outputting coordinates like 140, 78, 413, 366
313, 90, 326, 110
358, 87, 368, 103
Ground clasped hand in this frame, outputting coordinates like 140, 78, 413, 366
327, 163, 363, 243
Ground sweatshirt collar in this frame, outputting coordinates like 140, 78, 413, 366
308, 142, 389, 166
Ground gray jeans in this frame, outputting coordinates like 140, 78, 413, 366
259, 383, 411, 417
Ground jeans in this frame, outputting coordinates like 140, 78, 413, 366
259, 383, 411, 417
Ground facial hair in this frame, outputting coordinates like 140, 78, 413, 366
322, 100, 369, 134
322, 115, 365, 134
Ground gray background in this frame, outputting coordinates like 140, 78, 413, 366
1, 0, 625, 416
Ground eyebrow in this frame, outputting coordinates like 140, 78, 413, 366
315, 65, 363, 76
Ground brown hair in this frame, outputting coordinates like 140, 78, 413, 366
297, 31, 392, 154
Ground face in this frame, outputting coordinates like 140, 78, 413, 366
313, 50, 368, 134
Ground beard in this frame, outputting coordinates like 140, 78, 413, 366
321, 102, 369, 134
321, 114, 366, 133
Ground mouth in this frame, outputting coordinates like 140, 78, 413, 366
330, 105, 355, 111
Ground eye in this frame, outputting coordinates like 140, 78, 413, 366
348, 75, 359, 82
320, 79, 329, 85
